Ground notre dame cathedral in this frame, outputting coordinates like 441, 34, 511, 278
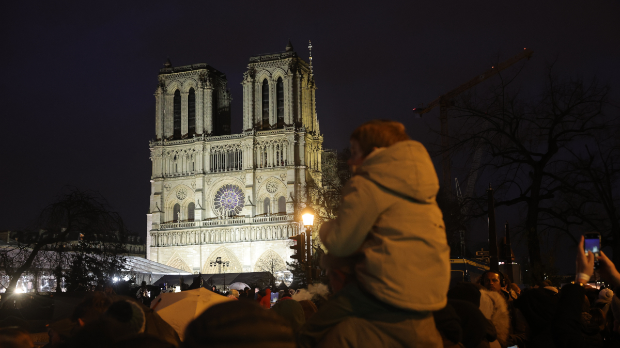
146, 41, 323, 280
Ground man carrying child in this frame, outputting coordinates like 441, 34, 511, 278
298, 120, 451, 347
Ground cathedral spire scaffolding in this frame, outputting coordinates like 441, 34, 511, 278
308, 40, 313, 75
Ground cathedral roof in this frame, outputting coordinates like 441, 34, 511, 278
249, 46, 298, 63
158, 62, 225, 77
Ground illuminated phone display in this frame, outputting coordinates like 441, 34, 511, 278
584, 237, 601, 257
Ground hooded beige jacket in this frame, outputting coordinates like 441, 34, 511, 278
320, 140, 451, 311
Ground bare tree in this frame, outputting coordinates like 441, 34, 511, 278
544, 137, 620, 264
447, 67, 612, 282
1, 188, 128, 293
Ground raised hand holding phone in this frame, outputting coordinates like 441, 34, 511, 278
598, 251, 620, 288
576, 235, 595, 284
584, 232, 601, 270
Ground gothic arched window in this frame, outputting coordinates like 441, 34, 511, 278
173, 203, 181, 222
262, 79, 269, 130
188, 202, 195, 222
212, 89, 219, 135
276, 77, 284, 128
173, 90, 181, 139
188, 88, 196, 136
278, 196, 286, 214
263, 197, 270, 215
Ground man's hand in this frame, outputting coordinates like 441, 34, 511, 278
576, 235, 594, 283
598, 250, 620, 288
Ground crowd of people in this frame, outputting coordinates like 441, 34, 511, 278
2, 120, 620, 348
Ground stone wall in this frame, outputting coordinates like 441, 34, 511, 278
149, 238, 292, 274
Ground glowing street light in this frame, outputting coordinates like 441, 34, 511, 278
301, 206, 315, 227
300, 206, 315, 286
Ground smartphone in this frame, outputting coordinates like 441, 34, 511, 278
584, 232, 601, 269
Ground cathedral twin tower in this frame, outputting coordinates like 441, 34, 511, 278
147, 42, 323, 280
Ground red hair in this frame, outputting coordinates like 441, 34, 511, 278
350, 120, 410, 157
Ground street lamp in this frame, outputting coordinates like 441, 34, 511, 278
209, 256, 230, 291
300, 206, 315, 285
301, 206, 315, 227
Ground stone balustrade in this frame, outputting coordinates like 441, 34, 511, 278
150, 218, 299, 247
159, 214, 294, 230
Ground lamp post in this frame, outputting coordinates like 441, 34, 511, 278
301, 206, 315, 285
209, 257, 230, 291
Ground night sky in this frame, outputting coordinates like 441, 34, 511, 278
2, 1, 619, 270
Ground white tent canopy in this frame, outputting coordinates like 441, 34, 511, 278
123, 256, 191, 284
227, 282, 250, 290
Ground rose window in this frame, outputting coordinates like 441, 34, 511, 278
213, 184, 245, 217
176, 188, 187, 200
266, 181, 278, 193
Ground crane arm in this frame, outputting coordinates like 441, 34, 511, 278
413, 48, 533, 115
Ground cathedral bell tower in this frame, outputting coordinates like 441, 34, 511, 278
154, 60, 232, 139
241, 41, 319, 134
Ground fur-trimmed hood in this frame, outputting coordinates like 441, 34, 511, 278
479, 289, 510, 348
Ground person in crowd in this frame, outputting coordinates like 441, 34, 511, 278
105, 300, 146, 335
136, 281, 151, 306
227, 289, 239, 300
436, 297, 499, 348
478, 271, 515, 302
448, 282, 505, 348
478, 270, 528, 347
183, 301, 296, 348
551, 235, 620, 347
68, 299, 146, 347
298, 120, 450, 348
62, 298, 181, 348
188, 276, 204, 290
0, 327, 34, 348
238, 287, 252, 301
538, 280, 559, 294
62, 292, 180, 347
594, 288, 614, 316
72, 292, 113, 327
271, 291, 306, 332
511, 285, 559, 347
258, 288, 271, 309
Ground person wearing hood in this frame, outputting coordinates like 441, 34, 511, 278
298, 120, 450, 348
258, 288, 271, 309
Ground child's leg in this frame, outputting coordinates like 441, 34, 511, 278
297, 283, 379, 348
297, 282, 440, 348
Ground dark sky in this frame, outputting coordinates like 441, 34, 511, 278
2, 1, 619, 270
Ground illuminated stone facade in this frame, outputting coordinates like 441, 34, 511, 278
147, 43, 322, 275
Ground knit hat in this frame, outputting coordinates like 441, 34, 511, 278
597, 288, 613, 304
105, 300, 146, 334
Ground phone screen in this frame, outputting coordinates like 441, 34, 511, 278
584, 237, 601, 257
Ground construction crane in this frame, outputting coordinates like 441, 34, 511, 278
413, 48, 534, 194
